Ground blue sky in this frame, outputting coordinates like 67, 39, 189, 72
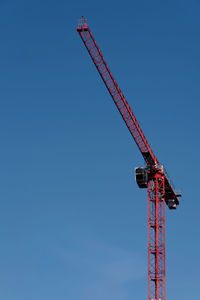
0, 0, 199, 299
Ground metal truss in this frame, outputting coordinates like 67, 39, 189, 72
77, 18, 158, 167
77, 16, 181, 300
148, 172, 165, 300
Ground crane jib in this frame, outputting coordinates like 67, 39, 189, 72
77, 26, 158, 167
77, 20, 180, 206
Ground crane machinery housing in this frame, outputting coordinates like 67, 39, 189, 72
77, 16, 181, 300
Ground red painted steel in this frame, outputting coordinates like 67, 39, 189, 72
77, 16, 180, 300
77, 17, 179, 206
77, 17, 158, 167
148, 172, 165, 300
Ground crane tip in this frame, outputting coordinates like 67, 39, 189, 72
77, 16, 88, 28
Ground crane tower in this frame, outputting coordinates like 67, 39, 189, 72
77, 16, 181, 300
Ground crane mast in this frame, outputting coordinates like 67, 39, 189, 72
77, 16, 181, 300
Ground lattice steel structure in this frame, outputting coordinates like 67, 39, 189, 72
148, 172, 165, 300
77, 16, 181, 300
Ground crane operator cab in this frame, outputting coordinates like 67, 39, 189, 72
167, 199, 177, 210
135, 167, 148, 188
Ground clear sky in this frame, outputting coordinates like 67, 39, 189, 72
0, 0, 199, 299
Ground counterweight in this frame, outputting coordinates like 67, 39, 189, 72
77, 16, 181, 300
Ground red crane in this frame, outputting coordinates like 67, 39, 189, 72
77, 16, 181, 300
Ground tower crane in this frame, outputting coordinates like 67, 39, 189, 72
77, 16, 181, 300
